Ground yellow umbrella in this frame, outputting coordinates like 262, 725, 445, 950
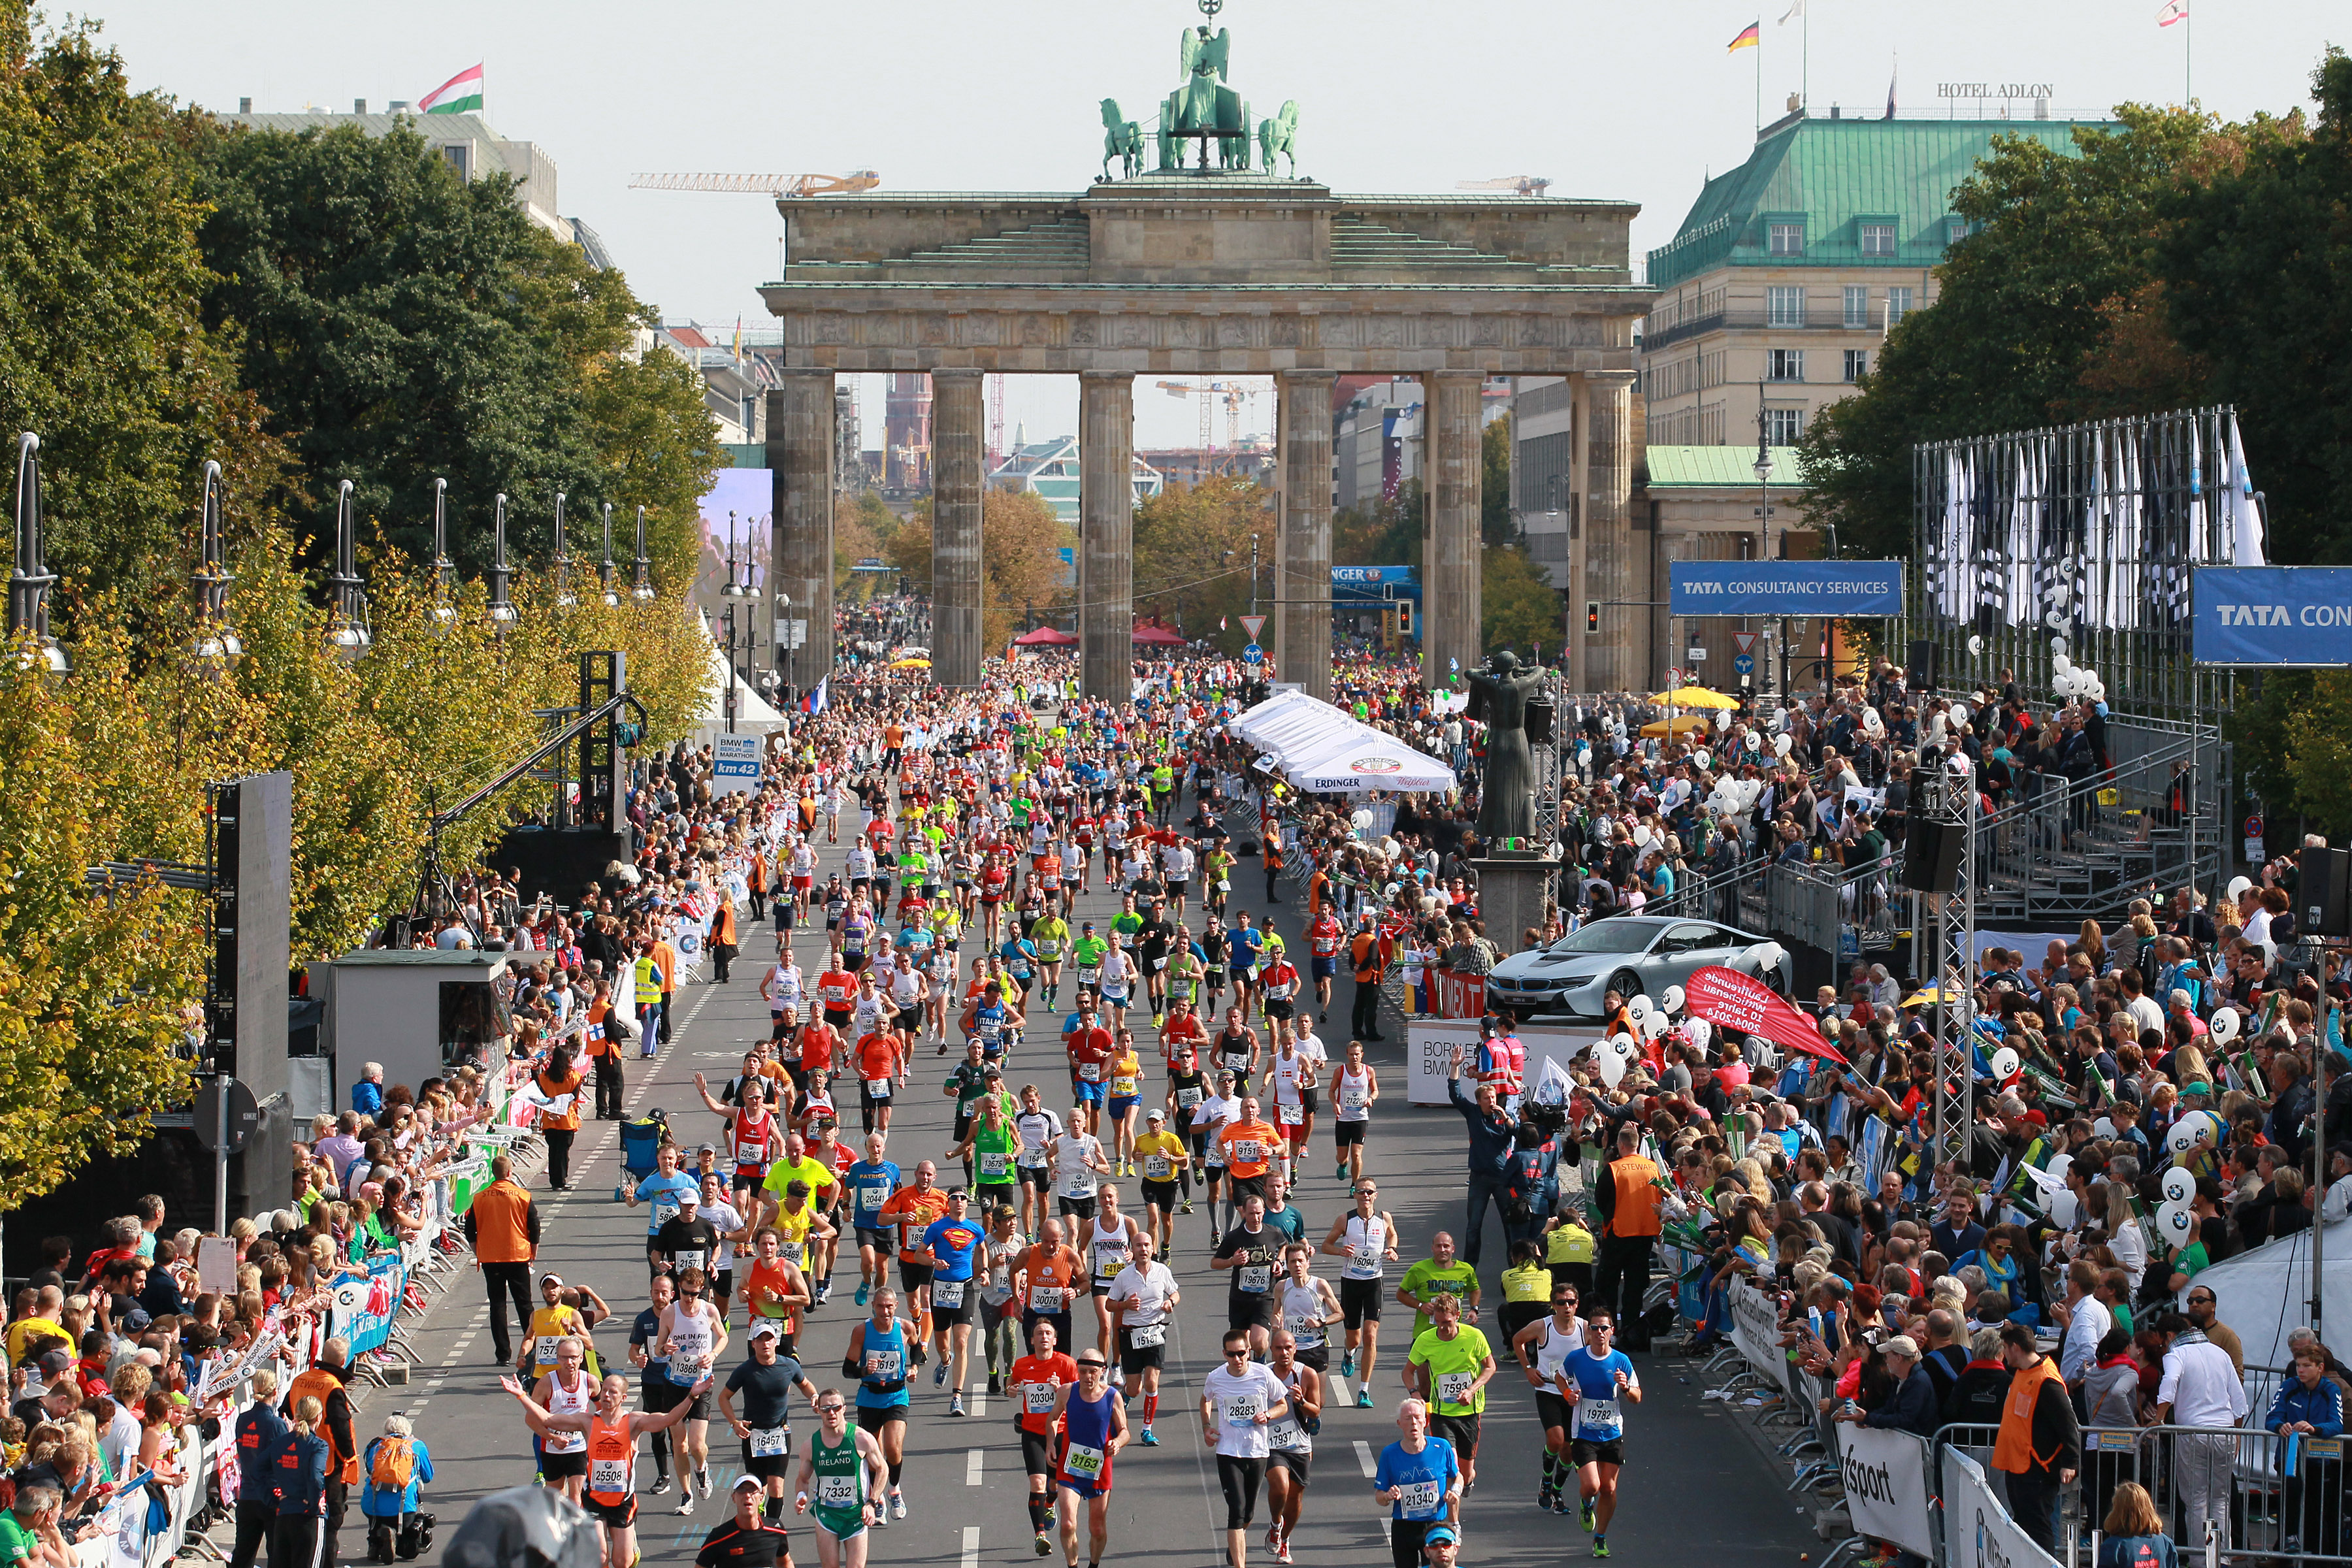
1902, 987, 1954, 1007
1650, 685, 1740, 710
889, 657, 931, 670
1639, 713, 1714, 738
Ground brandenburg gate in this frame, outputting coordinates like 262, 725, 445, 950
761, 12, 1648, 702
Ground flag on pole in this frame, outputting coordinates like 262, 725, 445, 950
418, 63, 485, 116
2156, 0, 2187, 25
1727, 20, 1761, 50
1219, 615, 1228, 631
802, 675, 829, 715
1884, 55, 1899, 118
732, 317, 743, 364
1778, 0, 1803, 22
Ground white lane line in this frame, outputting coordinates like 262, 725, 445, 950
1354, 1440, 1377, 1478
966, 1448, 984, 1486
969, 1392, 986, 1418
961, 1526, 980, 1568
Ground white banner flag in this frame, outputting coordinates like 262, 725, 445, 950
1838, 1426, 1938, 1560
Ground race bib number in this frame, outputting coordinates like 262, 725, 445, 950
1398, 1481, 1441, 1517
1286, 1313, 1323, 1343
750, 1426, 788, 1458
1078, 1061, 1101, 1083
979, 1152, 1010, 1179
591, 1459, 631, 1494
1267, 1414, 1304, 1450
780, 1239, 805, 1266
1233, 1140, 1264, 1164
1177, 1087, 1203, 1109
1062, 1170, 1097, 1199
1030, 1286, 1065, 1313
1063, 1443, 1105, 1479
1343, 1087, 1367, 1110
1276, 1103, 1302, 1126
1437, 1372, 1475, 1407
1077, 966, 1100, 986
674, 1249, 707, 1273
1579, 1397, 1621, 1432
1129, 1323, 1166, 1348
1143, 1154, 1173, 1181
1096, 1250, 1123, 1282
865, 1077, 892, 1098
1223, 1396, 1261, 1429
863, 1349, 902, 1380
1025, 1382, 1056, 1415
1238, 1264, 1271, 1294
817, 1475, 857, 1508
652, 1198, 679, 1228
1112, 1075, 1137, 1098
933, 1278, 966, 1308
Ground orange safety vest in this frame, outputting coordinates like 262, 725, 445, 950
287, 1367, 358, 1484
713, 904, 738, 947
1605, 1156, 1663, 1239
583, 1002, 617, 1060
1993, 1355, 2065, 1475
538, 1070, 584, 1132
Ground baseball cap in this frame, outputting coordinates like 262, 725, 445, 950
1146, 1107, 1166, 1121
37, 1349, 71, 1377
732, 1473, 766, 1494
1882, 1335, 1921, 1359
1424, 1526, 1459, 1546
748, 1320, 783, 1342
678, 1189, 701, 1205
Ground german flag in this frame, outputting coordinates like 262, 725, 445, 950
1727, 20, 1761, 50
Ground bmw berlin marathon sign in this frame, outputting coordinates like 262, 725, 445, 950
1669, 561, 1906, 618
2193, 566, 2352, 666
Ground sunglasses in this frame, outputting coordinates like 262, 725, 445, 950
1224, 1348, 1250, 1358
815, 1403, 845, 1414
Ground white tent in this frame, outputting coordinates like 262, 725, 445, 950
695, 640, 788, 747
1226, 691, 1456, 795
2187, 1217, 2352, 1377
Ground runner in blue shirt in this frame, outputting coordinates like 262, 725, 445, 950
1228, 915, 1265, 1013
629, 1143, 702, 1245
843, 1140, 902, 1308
1561, 1311, 1641, 1557
916, 1189, 985, 1416
1373, 1397, 1462, 1568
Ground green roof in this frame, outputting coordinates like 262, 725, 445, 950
1644, 445, 1803, 489
1648, 114, 2116, 289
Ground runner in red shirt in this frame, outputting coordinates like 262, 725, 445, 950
855, 1026, 909, 1135
1066, 1006, 1117, 1137
1009, 1322, 1081, 1551
1305, 911, 1345, 1022
794, 1014, 841, 1093
1158, 1000, 1209, 1075
815, 962, 858, 1033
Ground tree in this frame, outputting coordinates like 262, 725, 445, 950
1482, 414, 1515, 546
1332, 479, 1422, 571
1132, 477, 1275, 654
1480, 544, 1563, 659
884, 497, 933, 594
983, 488, 1076, 651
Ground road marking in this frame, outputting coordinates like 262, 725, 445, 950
969, 1392, 986, 1417
961, 1526, 980, 1568
966, 1448, 984, 1486
1354, 1440, 1377, 1478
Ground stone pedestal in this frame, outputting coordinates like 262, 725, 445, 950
1476, 854, 1561, 961
931, 368, 985, 687
1424, 370, 1484, 689
1276, 369, 1335, 700
766, 370, 837, 685
1079, 370, 1135, 705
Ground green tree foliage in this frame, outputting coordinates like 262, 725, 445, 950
1482, 414, 1515, 546
1331, 479, 1422, 570
1132, 477, 1275, 655
1480, 544, 1563, 659
191, 118, 717, 588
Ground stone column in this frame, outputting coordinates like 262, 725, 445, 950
766, 369, 836, 691
1277, 370, 1335, 700
1580, 369, 1639, 693
1079, 370, 1135, 705
1423, 370, 1485, 689
930, 368, 985, 687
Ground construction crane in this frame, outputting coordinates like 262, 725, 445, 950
986, 374, 1006, 471
629, 171, 881, 197
1456, 175, 1552, 197
1152, 379, 1256, 456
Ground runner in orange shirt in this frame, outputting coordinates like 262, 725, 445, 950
1013, 1217, 1086, 1355
1215, 1096, 1282, 1224
853, 1024, 909, 1135
877, 1162, 949, 1353
1007, 1319, 1081, 1554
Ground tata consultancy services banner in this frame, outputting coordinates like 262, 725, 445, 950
2193, 566, 2352, 666
1669, 561, 1904, 617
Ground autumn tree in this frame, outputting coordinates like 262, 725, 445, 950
1132, 477, 1275, 655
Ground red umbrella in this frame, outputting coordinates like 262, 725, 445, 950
1011, 626, 1078, 647
1130, 621, 1188, 646
1682, 964, 1850, 1066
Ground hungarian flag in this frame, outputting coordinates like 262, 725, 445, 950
2155, 0, 2187, 25
1726, 20, 1760, 51
419, 63, 484, 116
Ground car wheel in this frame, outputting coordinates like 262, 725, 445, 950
1607, 970, 1642, 1011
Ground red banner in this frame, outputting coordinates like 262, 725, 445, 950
1682, 964, 1849, 1066
1431, 969, 1487, 1020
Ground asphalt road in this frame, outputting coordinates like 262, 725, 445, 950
333, 785, 1818, 1568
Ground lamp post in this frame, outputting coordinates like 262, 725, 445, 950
1752, 404, 1778, 708
487, 493, 517, 630
429, 478, 457, 630
189, 462, 241, 669
776, 590, 794, 705
551, 492, 578, 609
8, 432, 65, 672
630, 506, 654, 602
326, 479, 370, 660
600, 502, 621, 607
720, 510, 745, 734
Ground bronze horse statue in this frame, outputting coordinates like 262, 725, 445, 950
1257, 100, 1299, 177
1100, 99, 1143, 180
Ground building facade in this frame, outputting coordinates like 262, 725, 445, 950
988, 436, 1166, 524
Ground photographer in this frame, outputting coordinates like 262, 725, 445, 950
1442, 1046, 1522, 1271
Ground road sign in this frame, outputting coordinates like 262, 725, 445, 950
1686, 646, 1705, 664
1733, 631, 1759, 655
711, 733, 761, 796
774, 617, 808, 649
1242, 643, 1264, 664
192, 1078, 261, 1153
1240, 615, 1267, 641
1734, 654, 1756, 676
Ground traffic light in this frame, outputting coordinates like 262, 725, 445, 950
1396, 598, 1413, 636
1586, 600, 1600, 634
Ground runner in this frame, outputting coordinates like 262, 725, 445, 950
1304, 906, 1343, 1023
1103, 1030, 1144, 1177
1262, 1328, 1322, 1565
1053, 1350, 1129, 1568
1373, 1398, 1463, 1568
698, 1171, 751, 1326
627, 1141, 700, 1250
841, 1134, 902, 1307
1064, 1004, 1115, 1137
1015, 1217, 1085, 1354
1274, 1243, 1343, 1374
950, 1086, 1024, 1222
769, 1182, 837, 1322
853, 1014, 909, 1136
1330, 1038, 1379, 1186
1132, 1109, 1190, 1256
657, 1265, 731, 1512
696, 1477, 795, 1568
1510, 1279, 1586, 1514
1200, 1328, 1289, 1568
1264, 1027, 1318, 1185
1031, 907, 1071, 1011
875, 1160, 948, 1355
501, 1369, 709, 1568
1561, 1307, 1641, 1556
1405, 1293, 1495, 1499
1215, 1096, 1281, 1233
1010, 1318, 1081, 1558
1013, 1085, 1066, 1242
978, 1201, 1027, 1397
794, 1389, 889, 1568
1396, 1232, 1481, 1341
840, 1288, 913, 1521
718, 1320, 818, 1524
1104, 1233, 1179, 1445
530, 1335, 596, 1503
915, 1186, 985, 1415
1081, 1186, 1145, 1362
742, 1226, 814, 1360
696, 1073, 786, 1217
1212, 1192, 1282, 1359
940, 1039, 999, 1185
629, 1275, 683, 1495
1213, 1007, 1261, 1100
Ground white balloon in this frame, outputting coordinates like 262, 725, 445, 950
1661, 984, 1686, 1015
2209, 1009, 2241, 1043
1596, 1049, 1627, 1089
1745, 732, 1761, 754
1968, 634, 1984, 656
2092, 1117, 2117, 1139
2050, 581, 2071, 605
2155, 1200, 2196, 1247
1633, 826, 1652, 849
2227, 875, 2253, 901
1953, 702, 1972, 725
1692, 749, 1712, 771
2045, 610, 2068, 629
1990, 1047, 2020, 1080
1773, 733, 1793, 756
2052, 654, 2072, 674
1863, 709, 1886, 734
1716, 710, 1733, 732
1628, 995, 1654, 1021
1607, 1033, 1637, 1060
2162, 1166, 2196, 1205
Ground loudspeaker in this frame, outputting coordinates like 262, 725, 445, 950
2300, 845, 2351, 938
1901, 819, 1965, 894
1525, 695, 1555, 743
1906, 638, 1940, 693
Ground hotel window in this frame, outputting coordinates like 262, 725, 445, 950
1844, 349, 1869, 382
1767, 221, 1805, 256
1765, 408, 1804, 444
1767, 286, 1806, 327
1767, 348, 1804, 382
1859, 222, 1897, 257
1843, 286, 1870, 327
1886, 286, 1914, 325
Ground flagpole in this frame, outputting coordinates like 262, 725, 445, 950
2185, 1, 2193, 103
1756, 33, 1762, 132
1801, 4, 1809, 112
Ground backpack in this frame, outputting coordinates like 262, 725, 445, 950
370, 1437, 414, 1492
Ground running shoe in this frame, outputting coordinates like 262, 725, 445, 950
1335, 1164, 1347, 1183
815, 1281, 832, 1305
1592, 1537, 1610, 1558
676, 1495, 694, 1517
1273, 1537, 1293, 1564
1553, 1493, 1570, 1516
1582, 1497, 1596, 1531
934, 1360, 949, 1387
1266, 1527, 1281, 1552
988, 1374, 1004, 1396
855, 1283, 870, 1307
1355, 1388, 1373, 1408
698, 1468, 713, 1499
1539, 1487, 1556, 1512
890, 1488, 907, 1520
650, 1477, 673, 1496
1179, 1199, 1193, 1215
1140, 1426, 1158, 1446
1340, 1351, 1356, 1379
1034, 1533, 1052, 1557
949, 1396, 967, 1417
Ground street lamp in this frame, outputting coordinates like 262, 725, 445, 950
189, 461, 241, 668
551, 492, 578, 609
325, 478, 370, 660
429, 478, 457, 630
8, 432, 65, 672
600, 502, 621, 607
720, 511, 745, 733
1754, 400, 1778, 704
487, 492, 517, 628
776, 589, 794, 702
630, 506, 655, 602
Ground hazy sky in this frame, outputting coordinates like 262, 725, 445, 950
73, 0, 2342, 450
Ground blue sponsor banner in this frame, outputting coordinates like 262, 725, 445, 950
1669, 560, 1904, 617
1331, 565, 1419, 600
2192, 566, 2352, 666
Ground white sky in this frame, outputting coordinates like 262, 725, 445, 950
76, 0, 2340, 451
